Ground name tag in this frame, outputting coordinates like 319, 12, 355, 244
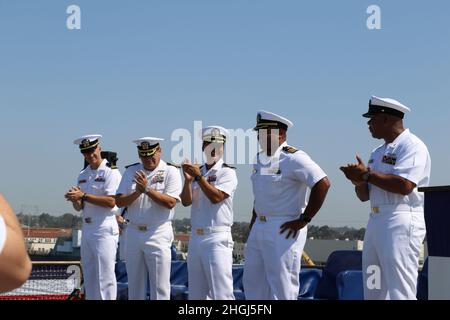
78, 179, 87, 184
260, 167, 281, 175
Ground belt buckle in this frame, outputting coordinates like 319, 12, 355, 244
196, 228, 204, 236
372, 207, 380, 214
259, 216, 267, 222
138, 225, 147, 232
84, 217, 92, 224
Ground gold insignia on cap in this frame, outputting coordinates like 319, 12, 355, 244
211, 128, 220, 137
141, 142, 150, 150
81, 139, 90, 148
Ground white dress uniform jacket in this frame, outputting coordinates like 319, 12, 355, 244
77, 159, 122, 300
116, 160, 182, 300
243, 142, 327, 300
363, 129, 431, 300
188, 158, 238, 300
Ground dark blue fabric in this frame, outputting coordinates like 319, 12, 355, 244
232, 265, 244, 291
115, 261, 128, 283
116, 282, 129, 300
115, 261, 337, 300
336, 270, 364, 300
298, 268, 322, 300
232, 265, 245, 300
314, 250, 362, 299
171, 261, 188, 285
171, 244, 178, 261
417, 257, 428, 300
115, 261, 129, 300
424, 192, 450, 257
170, 261, 189, 299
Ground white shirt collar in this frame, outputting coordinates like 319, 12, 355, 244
143, 159, 166, 173
89, 158, 107, 171
259, 141, 288, 165
387, 129, 410, 148
203, 158, 224, 175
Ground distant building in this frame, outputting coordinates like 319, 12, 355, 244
22, 228, 72, 255
172, 233, 245, 263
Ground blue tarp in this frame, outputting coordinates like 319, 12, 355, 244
115, 260, 324, 300
115, 251, 429, 300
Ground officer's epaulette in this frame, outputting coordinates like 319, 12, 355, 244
283, 146, 299, 154
125, 162, 140, 169
106, 162, 118, 169
222, 163, 236, 169
167, 162, 181, 168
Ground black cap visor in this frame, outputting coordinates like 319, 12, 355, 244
363, 104, 404, 119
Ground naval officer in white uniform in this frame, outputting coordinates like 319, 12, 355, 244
115, 137, 182, 300
65, 134, 122, 300
243, 111, 331, 300
340, 96, 431, 300
180, 126, 238, 300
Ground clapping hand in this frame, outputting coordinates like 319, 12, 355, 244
134, 171, 148, 193
340, 155, 368, 186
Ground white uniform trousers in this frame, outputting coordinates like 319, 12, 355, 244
125, 222, 173, 300
243, 217, 308, 300
81, 224, 119, 300
363, 210, 426, 300
188, 230, 234, 300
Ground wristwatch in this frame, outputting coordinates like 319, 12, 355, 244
194, 175, 202, 182
299, 213, 312, 223
362, 171, 371, 182
81, 193, 88, 204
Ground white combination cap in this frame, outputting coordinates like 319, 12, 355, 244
202, 126, 230, 144
363, 96, 411, 119
73, 134, 102, 153
132, 137, 164, 157
254, 110, 294, 131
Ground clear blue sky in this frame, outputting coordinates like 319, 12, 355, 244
1, 0, 449, 227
